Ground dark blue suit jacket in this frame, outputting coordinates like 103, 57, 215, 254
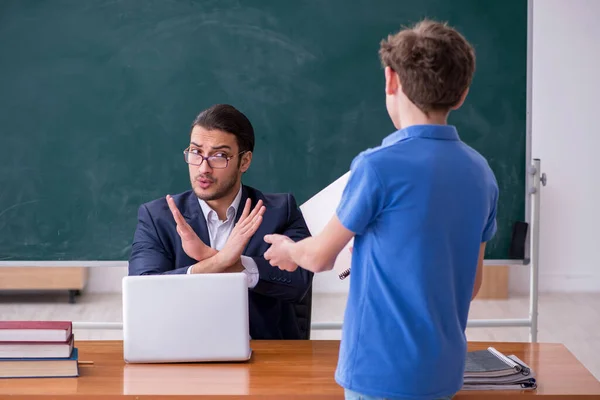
128, 185, 313, 339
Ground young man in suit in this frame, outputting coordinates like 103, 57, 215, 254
264, 20, 499, 399
128, 104, 313, 340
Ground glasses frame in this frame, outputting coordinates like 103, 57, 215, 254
183, 148, 248, 169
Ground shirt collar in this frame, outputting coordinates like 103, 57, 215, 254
198, 186, 243, 222
382, 124, 460, 147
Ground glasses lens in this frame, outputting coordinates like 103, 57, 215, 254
208, 156, 228, 169
184, 151, 200, 165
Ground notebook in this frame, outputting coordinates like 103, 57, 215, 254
465, 347, 530, 378
462, 382, 537, 391
463, 351, 537, 391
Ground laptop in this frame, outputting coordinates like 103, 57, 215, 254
122, 273, 251, 363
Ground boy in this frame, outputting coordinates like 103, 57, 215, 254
264, 19, 498, 399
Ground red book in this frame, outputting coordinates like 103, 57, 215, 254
0, 321, 72, 343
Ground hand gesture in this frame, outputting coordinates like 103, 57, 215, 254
167, 194, 211, 261
218, 199, 266, 267
264, 234, 298, 272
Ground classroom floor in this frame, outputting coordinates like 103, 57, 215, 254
0, 292, 598, 380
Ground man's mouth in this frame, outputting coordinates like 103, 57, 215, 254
196, 177, 214, 190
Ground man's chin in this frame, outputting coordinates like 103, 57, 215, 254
193, 188, 219, 201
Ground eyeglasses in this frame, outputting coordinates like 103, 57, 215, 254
183, 148, 247, 169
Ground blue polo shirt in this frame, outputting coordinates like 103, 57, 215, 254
335, 124, 498, 399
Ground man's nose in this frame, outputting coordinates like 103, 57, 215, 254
198, 158, 213, 174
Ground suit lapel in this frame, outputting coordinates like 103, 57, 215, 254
235, 185, 259, 254
182, 192, 211, 247
234, 185, 250, 224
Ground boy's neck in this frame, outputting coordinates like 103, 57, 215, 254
396, 106, 449, 129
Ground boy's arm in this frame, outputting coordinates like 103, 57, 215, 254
472, 242, 486, 300
473, 176, 498, 300
265, 154, 380, 273
267, 215, 354, 273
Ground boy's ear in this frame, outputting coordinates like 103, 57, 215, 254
385, 66, 399, 95
451, 87, 470, 110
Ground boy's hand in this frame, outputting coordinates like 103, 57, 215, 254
264, 234, 298, 272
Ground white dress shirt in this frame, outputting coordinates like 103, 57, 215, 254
186, 187, 260, 288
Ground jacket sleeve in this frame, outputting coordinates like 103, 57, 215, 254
250, 194, 313, 302
128, 205, 188, 275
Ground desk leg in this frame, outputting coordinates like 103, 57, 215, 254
69, 290, 78, 304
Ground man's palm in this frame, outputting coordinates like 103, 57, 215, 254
167, 195, 211, 261
176, 223, 208, 261
219, 199, 266, 266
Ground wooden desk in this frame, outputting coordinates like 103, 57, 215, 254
0, 341, 599, 399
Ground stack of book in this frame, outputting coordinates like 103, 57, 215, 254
463, 346, 537, 391
0, 321, 79, 378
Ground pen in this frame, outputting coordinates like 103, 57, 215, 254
339, 268, 351, 280
339, 247, 353, 279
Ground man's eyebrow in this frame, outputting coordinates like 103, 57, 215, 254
210, 145, 232, 151
189, 143, 232, 151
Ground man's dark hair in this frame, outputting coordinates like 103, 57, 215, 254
191, 104, 255, 153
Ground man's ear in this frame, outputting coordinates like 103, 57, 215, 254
240, 151, 252, 173
385, 66, 399, 95
451, 87, 470, 110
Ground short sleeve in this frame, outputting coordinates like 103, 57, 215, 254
482, 183, 499, 242
336, 155, 384, 235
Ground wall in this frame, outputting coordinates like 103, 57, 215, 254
511, 0, 600, 293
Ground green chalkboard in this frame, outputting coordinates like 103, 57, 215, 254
0, 0, 527, 261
